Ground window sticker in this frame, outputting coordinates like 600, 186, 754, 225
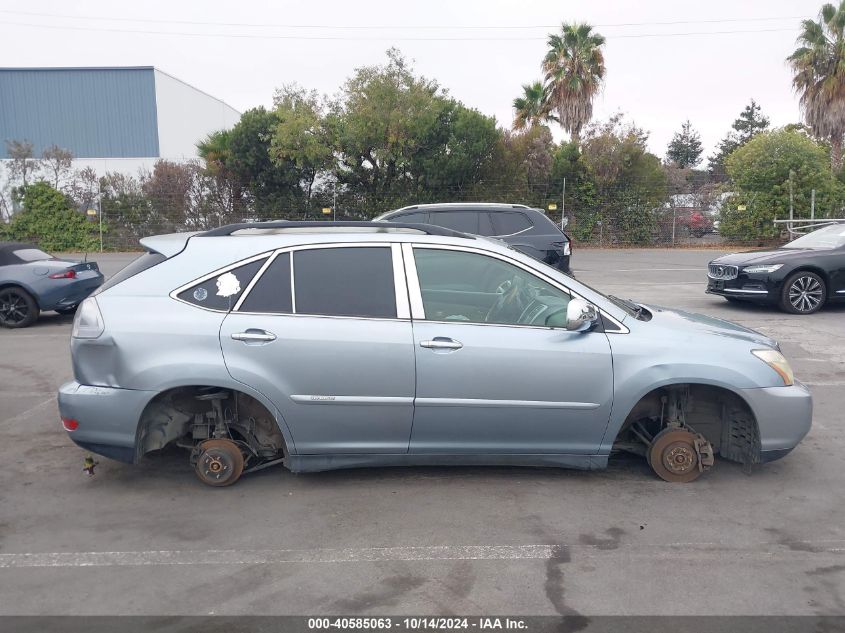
192, 287, 208, 302
216, 272, 241, 297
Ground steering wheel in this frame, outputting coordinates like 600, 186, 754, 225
485, 275, 531, 323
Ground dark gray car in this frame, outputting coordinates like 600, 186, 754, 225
0, 241, 104, 328
374, 203, 572, 273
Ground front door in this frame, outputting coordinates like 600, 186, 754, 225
405, 245, 614, 454
220, 244, 416, 454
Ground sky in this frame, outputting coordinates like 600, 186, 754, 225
0, 0, 821, 162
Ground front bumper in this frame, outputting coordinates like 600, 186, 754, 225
740, 380, 813, 458
706, 272, 779, 301
58, 381, 156, 463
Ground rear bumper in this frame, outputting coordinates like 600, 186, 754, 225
58, 381, 156, 463
740, 381, 813, 456
39, 274, 104, 311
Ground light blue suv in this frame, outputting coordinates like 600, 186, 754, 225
59, 222, 812, 486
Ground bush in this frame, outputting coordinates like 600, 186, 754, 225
6, 182, 99, 251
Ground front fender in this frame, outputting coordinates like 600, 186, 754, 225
597, 363, 759, 455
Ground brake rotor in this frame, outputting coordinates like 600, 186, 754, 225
648, 428, 708, 483
195, 439, 245, 487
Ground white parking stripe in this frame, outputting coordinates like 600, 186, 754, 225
0, 545, 562, 568
0, 397, 55, 426
2, 540, 844, 569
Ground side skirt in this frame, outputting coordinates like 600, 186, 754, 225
286, 453, 608, 473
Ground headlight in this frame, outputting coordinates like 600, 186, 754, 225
743, 264, 783, 274
72, 297, 104, 339
752, 349, 794, 386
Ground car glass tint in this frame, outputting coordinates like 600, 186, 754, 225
490, 211, 532, 236
428, 211, 479, 234
178, 257, 268, 311
12, 248, 52, 262
97, 252, 166, 293
294, 247, 396, 318
395, 212, 428, 224
238, 253, 292, 313
477, 213, 496, 236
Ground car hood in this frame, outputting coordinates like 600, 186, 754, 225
710, 247, 817, 266
641, 304, 778, 349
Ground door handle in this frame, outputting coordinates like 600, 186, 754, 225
231, 330, 276, 343
420, 337, 463, 350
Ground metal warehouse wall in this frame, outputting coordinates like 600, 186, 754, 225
153, 69, 241, 159
0, 67, 160, 159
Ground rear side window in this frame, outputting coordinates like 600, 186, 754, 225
178, 257, 267, 311
238, 253, 292, 313
97, 251, 166, 294
395, 211, 429, 224
490, 211, 532, 235
428, 211, 479, 234
293, 247, 396, 318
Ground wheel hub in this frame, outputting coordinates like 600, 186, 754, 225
663, 443, 696, 474
200, 451, 231, 480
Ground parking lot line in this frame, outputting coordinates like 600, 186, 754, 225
0, 397, 55, 426
2, 540, 844, 569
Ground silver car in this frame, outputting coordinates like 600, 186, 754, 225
58, 221, 812, 486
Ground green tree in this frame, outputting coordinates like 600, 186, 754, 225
542, 23, 606, 144
512, 81, 555, 131
666, 120, 703, 168
270, 85, 334, 213
721, 128, 842, 240
227, 107, 301, 215
579, 115, 666, 243
330, 49, 494, 213
5, 182, 97, 251
708, 99, 770, 179
788, 3, 845, 171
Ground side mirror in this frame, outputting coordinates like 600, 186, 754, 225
565, 298, 598, 332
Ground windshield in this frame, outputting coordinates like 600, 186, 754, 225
504, 245, 641, 318
783, 224, 845, 249
13, 248, 52, 262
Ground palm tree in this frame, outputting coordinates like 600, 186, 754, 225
542, 22, 606, 144
512, 81, 556, 130
788, 2, 845, 171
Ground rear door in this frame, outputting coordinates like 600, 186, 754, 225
219, 244, 416, 454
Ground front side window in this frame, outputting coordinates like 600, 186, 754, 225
293, 247, 396, 318
413, 248, 571, 327
178, 257, 268, 311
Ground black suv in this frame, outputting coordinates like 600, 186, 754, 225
374, 203, 572, 273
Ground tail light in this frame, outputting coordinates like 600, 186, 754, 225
49, 269, 76, 279
62, 417, 79, 431
72, 297, 104, 339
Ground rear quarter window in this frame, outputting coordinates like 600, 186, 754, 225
177, 257, 268, 311
97, 251, 166, 294
490, 211, 533, 236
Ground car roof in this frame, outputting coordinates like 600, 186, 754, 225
387, 203, 534, 215
0, 241, 40, 266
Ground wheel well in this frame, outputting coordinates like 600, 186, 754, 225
785, 266, 830, 289
136, 386, 286, 463
613, 383, 761, 465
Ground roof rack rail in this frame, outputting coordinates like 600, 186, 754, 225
197, 221, 474, 239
